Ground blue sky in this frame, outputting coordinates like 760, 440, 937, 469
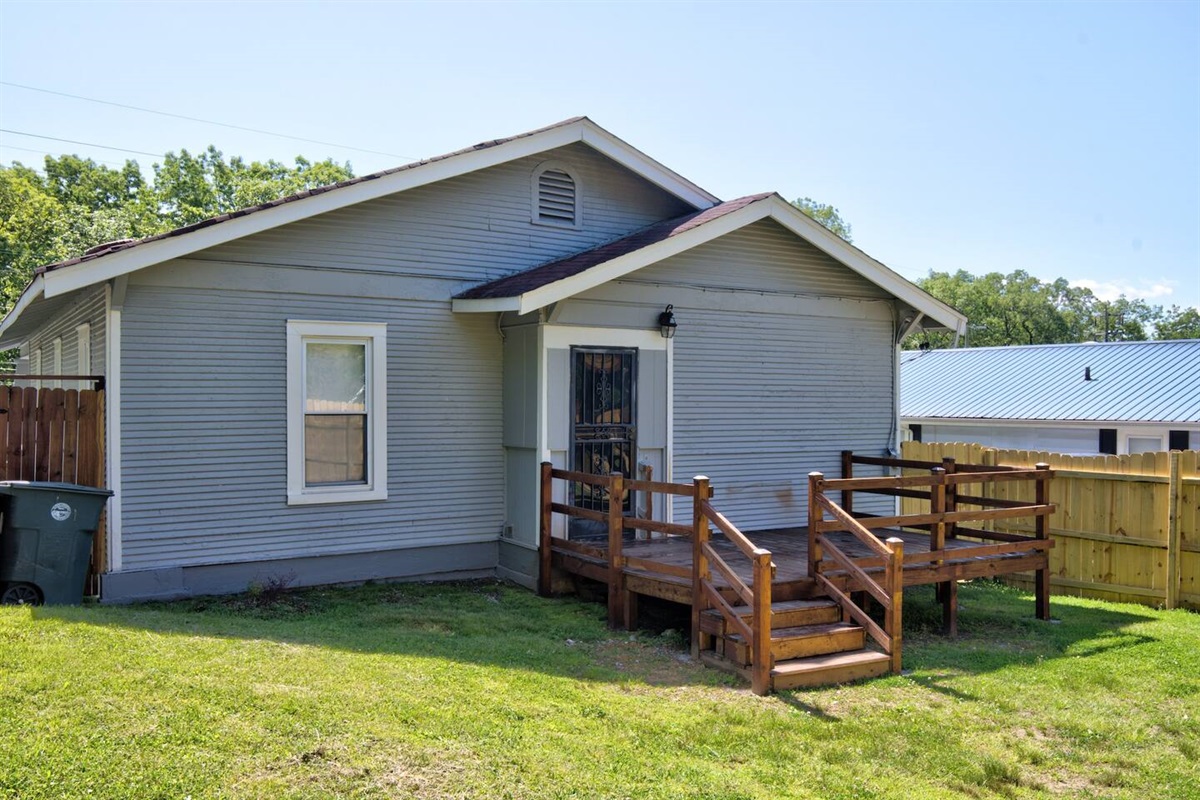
1, 0, 1197, 309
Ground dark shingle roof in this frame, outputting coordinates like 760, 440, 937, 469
901, 340, 1200, 423
455, 193, 773, 300
34, 117, 591, 275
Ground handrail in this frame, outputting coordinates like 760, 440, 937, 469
691, 476, 774, 695
815, 494, 892, 557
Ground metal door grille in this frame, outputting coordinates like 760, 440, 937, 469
570, 347, 637, 533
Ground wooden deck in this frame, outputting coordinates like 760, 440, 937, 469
554, 526, 1049, 606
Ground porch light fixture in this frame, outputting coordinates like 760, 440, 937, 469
658, 305, 677, 339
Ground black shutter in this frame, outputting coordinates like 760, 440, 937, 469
1099, 429, 1117, 455
910, 424, 923, 443
1169, 430, 1190, 451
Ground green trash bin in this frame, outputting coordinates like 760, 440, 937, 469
0, 482, 113, 605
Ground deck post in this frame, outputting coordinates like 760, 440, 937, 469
885, 536, 905, 675
690, 476, 712, 658
751, 552, 773, 695
1034, 462, 1051, 620
840, 450, 854, 516
929, 466, 953, 633
942, 457, 957, 540
807, 472, 824, 581
607, 472, 627, 629
538, 461, 554, 597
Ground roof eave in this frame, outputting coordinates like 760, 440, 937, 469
36, 118, 720, 301
0, 274, 45, 346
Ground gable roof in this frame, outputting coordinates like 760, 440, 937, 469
20, 117, 719, 303
452, 192, 968, 333
901, 340, 1200, 423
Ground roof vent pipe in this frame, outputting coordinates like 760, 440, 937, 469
1085, 367, 1093, 381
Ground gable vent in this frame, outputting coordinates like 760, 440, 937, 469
535, 167, 578, 226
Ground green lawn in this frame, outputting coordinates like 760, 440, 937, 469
1, 580, 1196, 800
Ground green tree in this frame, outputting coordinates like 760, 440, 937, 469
1156, 305, 1200, 339
791, 197, 852, 242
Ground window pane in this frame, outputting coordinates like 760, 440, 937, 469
1127, 436, 1161, 455
306, 343, 366, 412
305, 414, 367, 484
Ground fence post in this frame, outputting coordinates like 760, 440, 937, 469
885, 536, 905, 674
808, 472, 825, 581
841, 450, 854, 515
538, 462, 554, 597
1167, 451, 1182, 610
690, 476, 712, 658
606, 472, 627, 629
942, 457, 958, 540
1035, 462, 1051, 620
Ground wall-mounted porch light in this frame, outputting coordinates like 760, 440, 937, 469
658, 305, 677, 339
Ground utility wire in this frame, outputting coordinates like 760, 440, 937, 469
0, 142, 128, 167
0, 129, 164, 158
1, 81, 413, 161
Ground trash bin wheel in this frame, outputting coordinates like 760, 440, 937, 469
0, 582, 42, 606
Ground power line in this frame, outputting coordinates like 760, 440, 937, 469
1, 81, 413, 161
0, 129, 163, 158
0, 142, 129, 168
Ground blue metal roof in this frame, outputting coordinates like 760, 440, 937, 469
900, 340, 1200, 423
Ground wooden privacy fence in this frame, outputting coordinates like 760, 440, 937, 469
0, 383, 107, 593
901, 441, 1199, 610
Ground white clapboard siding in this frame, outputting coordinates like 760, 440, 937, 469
120, 283, 504, 570
198, 142, 692, 286
24, 285, 107, 381
571, 218, 897, 529
115, 148, 692, 571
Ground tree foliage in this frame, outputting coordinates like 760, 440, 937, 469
0, 150, 353, 310
791, 197, 852, 242
908, 269, 1192, 348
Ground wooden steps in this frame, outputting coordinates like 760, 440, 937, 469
771, 649, 892, 689
700, 598, 892, 690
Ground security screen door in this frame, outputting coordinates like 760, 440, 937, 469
570, 347, 637, 533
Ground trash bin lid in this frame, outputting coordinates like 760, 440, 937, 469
0, 481, 114, 498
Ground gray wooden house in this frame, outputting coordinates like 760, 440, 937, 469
0, 117, 965, 602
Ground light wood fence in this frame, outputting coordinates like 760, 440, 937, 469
901, 441, 1198, 610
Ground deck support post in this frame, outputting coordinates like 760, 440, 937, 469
807, 472, 825, 581
885, 537, 905, 675
690, 476, 712, 658
607, 471, 628, 629
1034, 462, 1051, 620
538, 462, 554, 597
929, 466, 955, 634
751, 553, 773, 695
840, 451, 854, 515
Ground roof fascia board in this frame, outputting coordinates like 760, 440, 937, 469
0, 274, 44, 343
42, 125, 586, 299
579, 122, 719, 209
902, 416, 1199, 428
762, 196, 967, 335
450, 296, 520, 313
509, 202, 772, 314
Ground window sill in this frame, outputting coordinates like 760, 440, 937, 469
287, 487, 388, 506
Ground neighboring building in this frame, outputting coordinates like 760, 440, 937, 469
901, 340, 1200, 455
0, 117, 964, 602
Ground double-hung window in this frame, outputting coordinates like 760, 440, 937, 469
286, 320, 387, 505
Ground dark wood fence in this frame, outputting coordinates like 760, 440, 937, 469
0, 384, 107, 593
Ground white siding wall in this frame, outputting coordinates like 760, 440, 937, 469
22, 285, 107, 384
567, 219, 898, 529
116, 146, 691, 572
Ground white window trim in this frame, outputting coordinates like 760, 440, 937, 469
531, 160, 583, 230
76, 322, 92, 376
286, 320, 388, 505
51, 337, 62, 389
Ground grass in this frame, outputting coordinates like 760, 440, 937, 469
1, 579, 1197, 800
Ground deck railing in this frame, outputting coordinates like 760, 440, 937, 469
807, 477, 905, 673
539, 463, 776, 694
819, 453, 1056, 632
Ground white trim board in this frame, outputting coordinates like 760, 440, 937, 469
453, 195, 967, 334
30, 119, 716, 303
